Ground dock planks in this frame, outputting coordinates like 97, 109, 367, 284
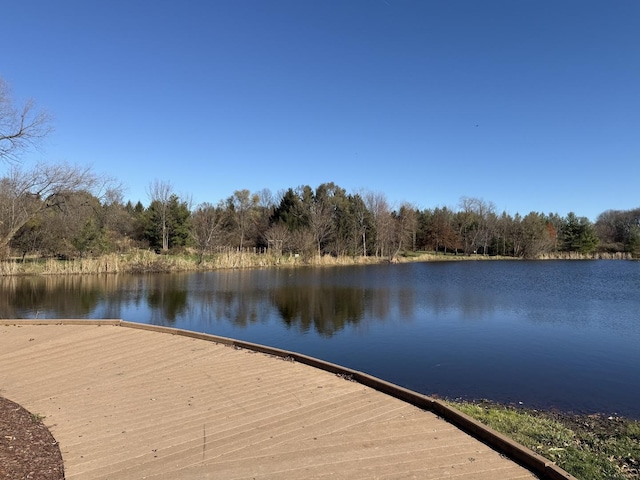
0, 323, 541, 479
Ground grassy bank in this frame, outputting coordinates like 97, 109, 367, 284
448, 400, 640, 480
2, 248, 633, 276
0, 250, 501, 275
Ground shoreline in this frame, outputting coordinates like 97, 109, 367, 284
1, 249, 633, 276
447, 399, 640, 480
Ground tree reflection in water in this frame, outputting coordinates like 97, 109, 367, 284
271, 285, 365, 337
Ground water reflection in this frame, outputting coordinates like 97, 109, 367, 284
2, 262, 638, 332
2, 262, 639, 334
0, 270, 402, 335
1, 275, 106, 318
2, 261, 640, 418
146, 280, 188, 325
272, 285, 365, 336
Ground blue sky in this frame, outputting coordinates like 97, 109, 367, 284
3, 1, 639, 220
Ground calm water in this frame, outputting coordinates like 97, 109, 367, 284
3, 260, 639, 419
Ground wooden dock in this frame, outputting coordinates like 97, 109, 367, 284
0, 321, 572, 479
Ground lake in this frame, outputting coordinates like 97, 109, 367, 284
2, 259, 639, 419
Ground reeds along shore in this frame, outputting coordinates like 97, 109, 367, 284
0, 250, 383, 275
0, 249, 633, 276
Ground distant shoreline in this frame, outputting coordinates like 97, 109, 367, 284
0, 249, 633, 276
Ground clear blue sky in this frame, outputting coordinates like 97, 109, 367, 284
3, 1, 639, 220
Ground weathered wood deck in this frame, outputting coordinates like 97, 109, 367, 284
0, 321, 571, 479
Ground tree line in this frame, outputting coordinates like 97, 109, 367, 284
2, 173, 639, 262
1, 77, 639, 262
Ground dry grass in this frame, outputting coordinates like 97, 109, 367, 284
1, 250, 423, 275
2, 250, 395, 275
6, 248, 621, 277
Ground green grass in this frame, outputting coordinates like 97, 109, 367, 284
30, 412, 45, 423
449, 401, 640, 480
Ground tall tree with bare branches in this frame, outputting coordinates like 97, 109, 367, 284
191, 202, 225, 263
147, 180, 173, 251
364, 191, 393, 257
227, 189, 259, 250
0, 77, 51, 163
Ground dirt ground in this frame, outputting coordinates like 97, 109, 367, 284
0, 396, 64, 480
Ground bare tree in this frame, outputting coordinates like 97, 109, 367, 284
303, 183, 340, 256
257, 188, 276, 210
254, 188, 277, 248
474, 198, 497, 255
0, 78, 52, 163
427, 207, 459, 254
398, 202, 418, 252
147, 179, 173, 251
595, 208, 640, 254
0, 162, 106, 253
364, 191, 393, 257
228, 189, 259, 250
350, 194, 370, 257
290, 226, 316, 258
263, 223, 290, 255
457, 197, 495, 254
191, 202, 225, 263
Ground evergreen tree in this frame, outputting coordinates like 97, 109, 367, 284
270, 188, 305, 231
144, 194, 191, 251
561, 212, 599, 253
